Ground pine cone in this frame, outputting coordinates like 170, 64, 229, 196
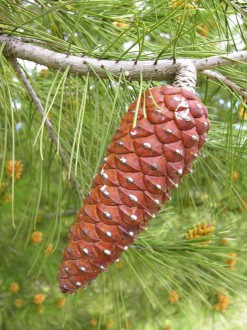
58, 85, 210, 294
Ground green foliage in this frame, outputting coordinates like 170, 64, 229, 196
0, 0, 247, 329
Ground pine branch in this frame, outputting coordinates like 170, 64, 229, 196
225, 0, 247, 16
7, 57, 84, 199
1, 35, 247, 83
202, 70, 247, 99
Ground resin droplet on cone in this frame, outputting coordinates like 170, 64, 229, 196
58, 85, 210, 294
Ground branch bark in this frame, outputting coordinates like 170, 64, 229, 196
8, 57, 84, 199
202, 70, 247, 100
227, 0, 247, 16
1, 35, 247, 82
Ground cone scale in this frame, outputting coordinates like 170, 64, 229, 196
58, 83, 210, 294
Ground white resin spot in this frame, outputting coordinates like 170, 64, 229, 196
104, 212, 111, 219
204, 122, 208, 127
100, 169, 108, 180
130, 130, 137, 136
130, 214, 137, 221
173, 96, 181, 102
129, 194, 138, 202
100, 185, 109, 197
197, 103, 202, 109
143, 142, 151, 149
151, 164, 158, 170
100, 265, 105, 269
120, 157, 127, 164
191, 135, 197, 141
127, 177, 134, 183
104, 249, 111, 255
175, 109, 190, 122
155, 184, 162, 190
80, 266, 86, 272
166, 129, 173, 134
177, 168, 183, 175
105, 231, 112, 237
83, 248, 89, 254
175, 149, 182, 155
124, 246, 128, 250
102, 190, 110, 197
118, 141, 124, 146
102, 172, 108, 180
175, 98, 189, 111
76, 281, 82, 286
129, 231, 134, 236
154, 199, 160, 205
64, 267, 69, 271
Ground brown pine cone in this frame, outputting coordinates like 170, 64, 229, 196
58, 85, 210, 294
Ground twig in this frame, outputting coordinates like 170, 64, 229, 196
226, 0, 247, 16
195, 52, 247, 71
8, 57, 84, 199
11, 36, 47, 44
202, 70, 247, 99
1, 35, 247, 82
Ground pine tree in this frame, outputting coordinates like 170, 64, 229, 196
0, 1, 247, 329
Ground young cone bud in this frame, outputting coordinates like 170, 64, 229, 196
58, 84, 210, 294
